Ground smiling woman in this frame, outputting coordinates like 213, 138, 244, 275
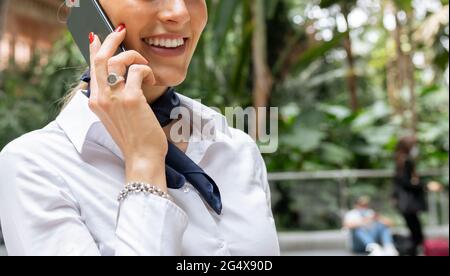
0, 0, 280, 256
99, 0, 207, 88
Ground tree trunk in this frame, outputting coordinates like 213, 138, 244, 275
251, 0, 273, 140
404, 16, 418, 133
342, 4, 359, 112
0, 0, 9, 71
0, 0, 8, 36
407, 52, 418, 133
343, 32, 358, 112
390, 3, 417, 133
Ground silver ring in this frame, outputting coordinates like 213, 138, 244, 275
107, 73, 125, 87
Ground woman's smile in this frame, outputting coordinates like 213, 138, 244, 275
142, 34, 190, 57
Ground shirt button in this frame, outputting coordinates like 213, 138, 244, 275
183, 186, 191, 193
219, 240, 226, 249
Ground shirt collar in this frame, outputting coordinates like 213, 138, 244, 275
56, 90, 232, 163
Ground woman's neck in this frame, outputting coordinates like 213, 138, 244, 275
143, 85, 169, 104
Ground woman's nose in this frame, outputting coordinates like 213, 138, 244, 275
158, 0, 190, 26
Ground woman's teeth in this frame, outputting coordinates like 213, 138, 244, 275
144, 38, 185, 48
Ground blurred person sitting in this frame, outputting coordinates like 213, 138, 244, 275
343, 196, 399, 256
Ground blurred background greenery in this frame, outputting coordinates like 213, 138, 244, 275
0, 0, 448, 231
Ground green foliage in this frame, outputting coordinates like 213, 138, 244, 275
0, 33, 85, 147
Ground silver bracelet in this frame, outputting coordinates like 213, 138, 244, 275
118, 182, 172, 202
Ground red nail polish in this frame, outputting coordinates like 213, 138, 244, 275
115, 24, 125, 32
89, 32, 95, 44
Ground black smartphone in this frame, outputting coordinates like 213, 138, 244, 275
67, 0, 126, 65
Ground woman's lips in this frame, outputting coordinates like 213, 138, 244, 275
142, 38, 189, 57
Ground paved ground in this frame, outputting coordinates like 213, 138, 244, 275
279, 225, 449, 256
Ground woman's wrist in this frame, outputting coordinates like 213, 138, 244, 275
119, 182, 172, 202
125, 157, 167, 193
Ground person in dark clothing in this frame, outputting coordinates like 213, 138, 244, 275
393, 136, 427, 256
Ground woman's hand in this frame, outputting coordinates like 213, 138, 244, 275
88, 25, 168, 191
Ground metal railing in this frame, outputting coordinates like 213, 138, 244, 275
268, 168, 449, 228
268, 168, 447, 181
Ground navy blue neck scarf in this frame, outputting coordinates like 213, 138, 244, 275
80, 70, 222, 215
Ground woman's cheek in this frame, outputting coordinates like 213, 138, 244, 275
198, 5, 208, 30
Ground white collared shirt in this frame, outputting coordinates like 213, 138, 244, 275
0, 90, 280, 256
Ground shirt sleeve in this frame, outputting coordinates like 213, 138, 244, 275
252, 143, 281, 256
0, 151, 188, 256
252, 145, 273, 210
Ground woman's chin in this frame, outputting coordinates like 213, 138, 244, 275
153, 71, 187, 87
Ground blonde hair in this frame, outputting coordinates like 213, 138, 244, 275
58, 81, 88, 113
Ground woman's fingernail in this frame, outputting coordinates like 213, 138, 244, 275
115, 24, 125, 32
89, 32, 95, 44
